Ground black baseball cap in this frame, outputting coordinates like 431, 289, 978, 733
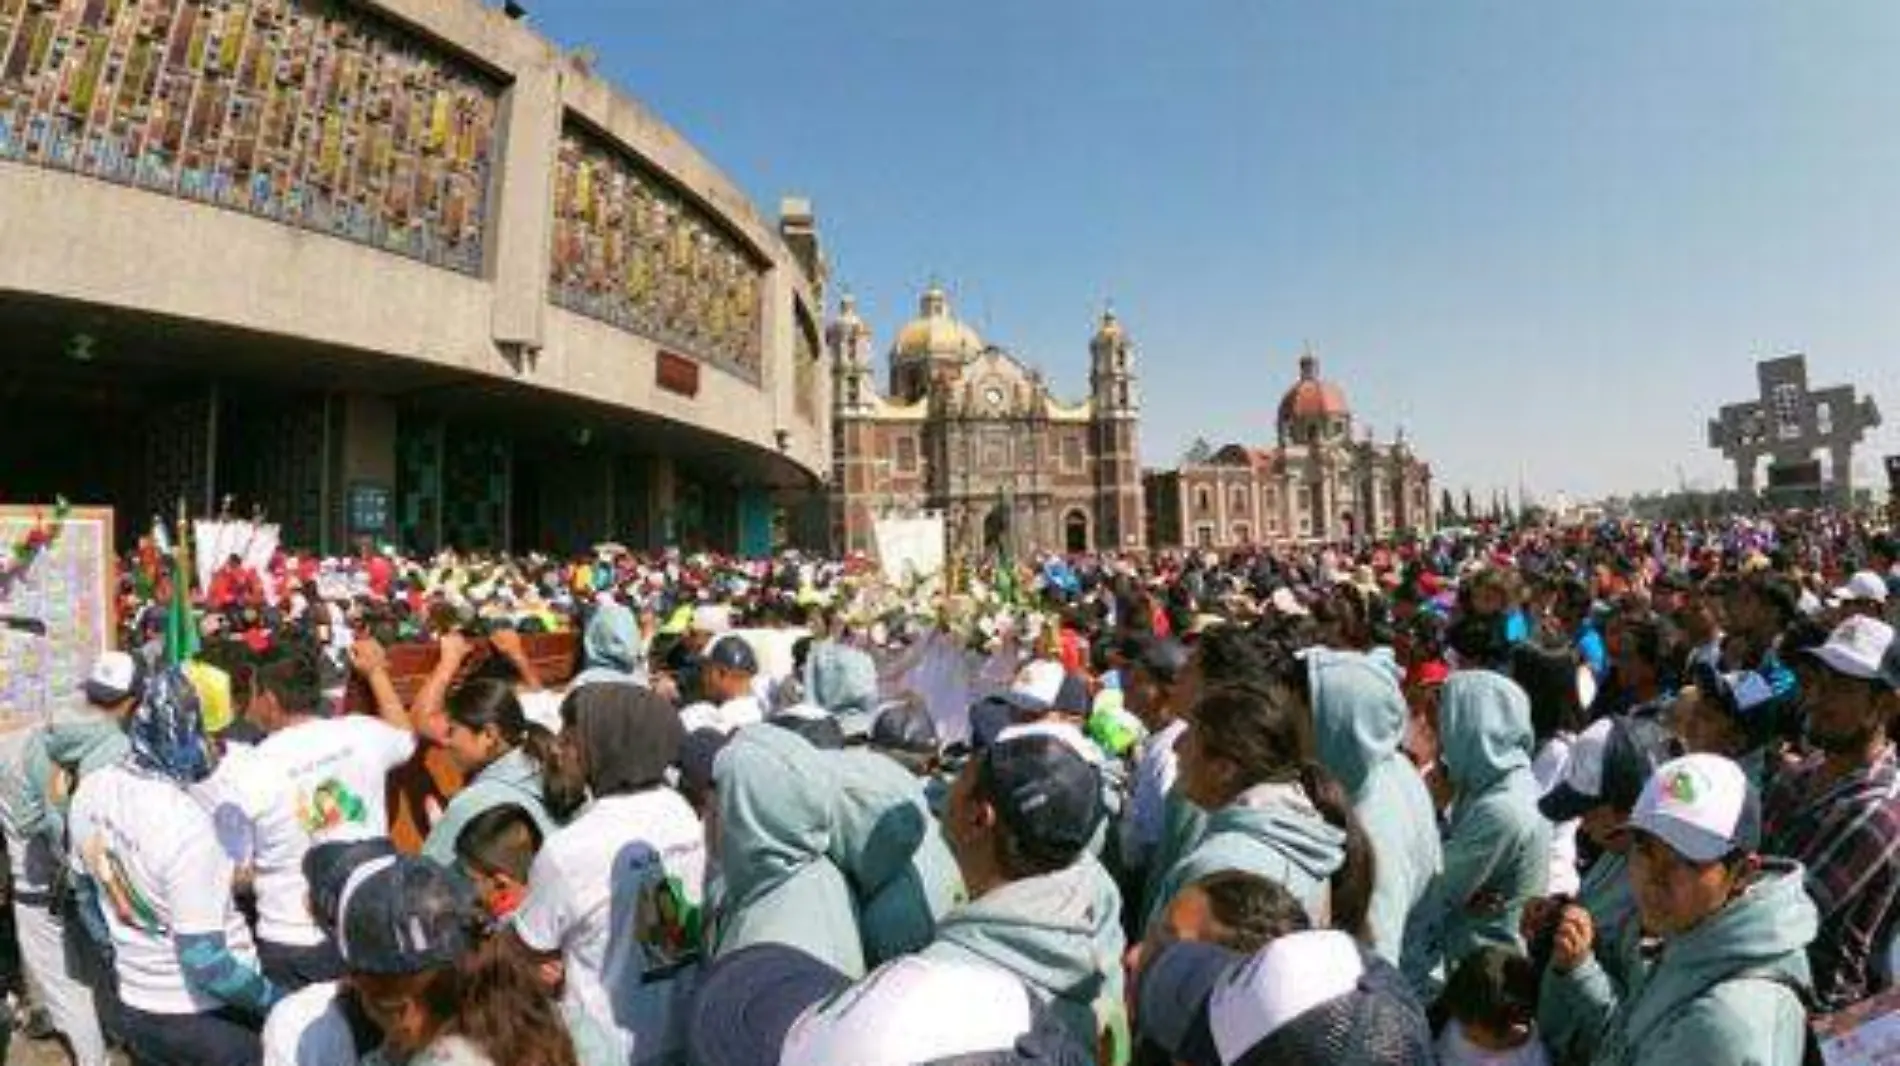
302, 837, 399, 935
869, 700, 940, 755
977, 726, 1104, 869
705, 634, 760, 675
337, 855, 479, 976
678, 727, 733, 799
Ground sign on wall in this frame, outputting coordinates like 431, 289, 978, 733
0, 505, 114, 725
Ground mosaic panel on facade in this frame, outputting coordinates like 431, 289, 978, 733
0, 0, 500, 274
550, 124, 765, 381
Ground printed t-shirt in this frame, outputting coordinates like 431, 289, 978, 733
224, 717, 416, 947
68, 761, 259, 1015
513, 788, 707, 1065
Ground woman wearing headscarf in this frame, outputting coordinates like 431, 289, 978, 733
67, 664, 281, 1066
508, 685, 702, 1065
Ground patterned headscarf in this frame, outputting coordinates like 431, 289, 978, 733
129, 664, 213, 785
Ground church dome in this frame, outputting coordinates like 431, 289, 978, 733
891, 284, 984, 363
1278, 353, 1350, 423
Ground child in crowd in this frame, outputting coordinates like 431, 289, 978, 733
1435, 946, 1550, 1066
454, 805, 545, 923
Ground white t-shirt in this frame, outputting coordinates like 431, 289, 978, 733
678, 697, 764, 735
1123, 718, 1187, 873
67, 761, 259, 1015
513, 789, 707, 1065
262, 981, 358, 1066
1531, 735, 1580, 898
222, 717, 416, 947
519, 690, 567, 735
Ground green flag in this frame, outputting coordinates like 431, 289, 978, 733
161, 510, 199, 666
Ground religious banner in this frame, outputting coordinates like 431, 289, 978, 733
0, 505, 115, 724
873, 513, 946, 585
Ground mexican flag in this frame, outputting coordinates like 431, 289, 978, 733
154, 510, 199, 666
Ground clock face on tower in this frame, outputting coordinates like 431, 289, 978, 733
983, 384, 1005, 410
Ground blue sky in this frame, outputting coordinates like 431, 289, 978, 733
525, 1, 1900, 502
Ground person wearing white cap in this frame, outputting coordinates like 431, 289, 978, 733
1762, 614, 1900, 1012
1542, 754, 1817, 1066
1829, 570, 1890, 622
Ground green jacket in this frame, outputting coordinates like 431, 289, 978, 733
1542, 860, 1817, 1066
1436, 669, 1550, 966
921, 856, 1126, 1052
1308, 647, 1444, 976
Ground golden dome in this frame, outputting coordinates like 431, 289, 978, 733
1092, 307, 1124, 346
891, 284, 984, 362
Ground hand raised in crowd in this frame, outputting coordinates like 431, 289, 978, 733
436, 629, 472, 666
348, 635, 388, 676
1550, 903, 1595, 975
489, 625, 528, 663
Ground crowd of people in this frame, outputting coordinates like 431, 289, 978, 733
1, 514, 1898, 1066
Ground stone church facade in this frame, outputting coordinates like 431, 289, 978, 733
828, 286, 1143, 558
1146, 354, 1435, 547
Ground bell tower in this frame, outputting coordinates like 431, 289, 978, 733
1089, 308, 1144, 550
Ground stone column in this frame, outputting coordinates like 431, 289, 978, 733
1734, 453, 1758, 496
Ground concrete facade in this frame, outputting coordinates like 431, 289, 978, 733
0, 0, 827, 552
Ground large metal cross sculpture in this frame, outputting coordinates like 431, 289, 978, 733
1708, 355, 1881, 504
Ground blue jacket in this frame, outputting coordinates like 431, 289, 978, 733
1436, 669, 1550, 967
826, 749, 965, 968
1543, 860, 1817, 1066
1307, 648, 1444, 976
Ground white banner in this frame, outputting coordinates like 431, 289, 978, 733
873, 514, 946, 585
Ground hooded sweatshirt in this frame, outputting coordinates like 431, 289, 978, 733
419, 746, 557, 869
1542, 860, 1817, 1066
1144, 780, 1347, 933
1308, 648, 1445, 977
710, 725, 865, 976
1436, 669, 1550, 967
826, 749, 965, 967
920, 857, 1126, 1051
569, 603, 646, 688
25, 713, 131, 841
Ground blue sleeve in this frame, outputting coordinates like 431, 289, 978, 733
1578, 630, 1608, 681
177, 931, 282, 1017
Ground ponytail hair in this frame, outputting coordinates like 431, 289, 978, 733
447, 679, 561, 771
1298, 760, 1377, 943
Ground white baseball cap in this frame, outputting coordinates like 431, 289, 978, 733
1625, 753, 1760, 864
1005, 659, 1067, 712
1135, 929, 1434, 1065
82, 651, 143, 706
1806, 616, 1900, 690
687, 945, 1094, 1066
1831, 570, 1890, 607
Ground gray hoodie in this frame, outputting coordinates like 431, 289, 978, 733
1543, 860, 1817, 1066
570, 603, 646, 688
1436, 669, 1550, 967
920, 857, 1126, 1050
1308, 648, 1444, 978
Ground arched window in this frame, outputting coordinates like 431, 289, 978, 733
1196, 487, 1212, 513
1230, 486, 1248, 514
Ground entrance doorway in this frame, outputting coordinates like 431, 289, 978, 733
1064, 509, 1089, 554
